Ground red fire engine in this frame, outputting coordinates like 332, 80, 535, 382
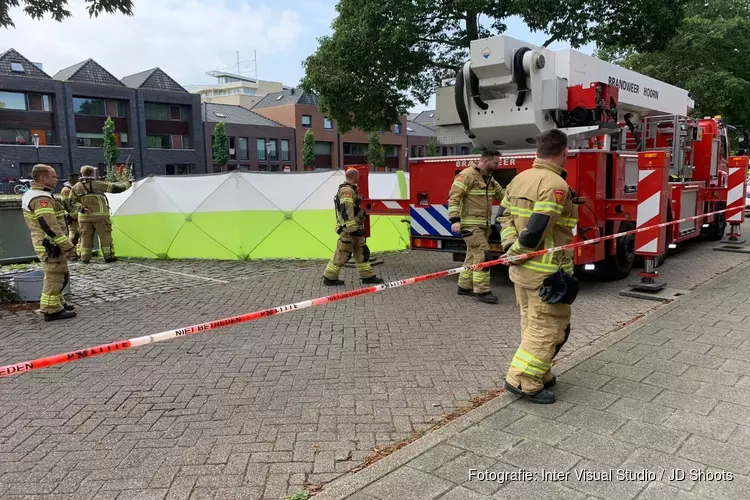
360, 34, 748, 284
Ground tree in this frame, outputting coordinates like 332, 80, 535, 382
1, 0, 134, 29
597, 0, 750, 142
102, 116, 119, 169
303, 129, 315, 170
367, 132, 385, 169
212, 122, 228, 170
300, 0, 685, 133
425, 136, 438, 157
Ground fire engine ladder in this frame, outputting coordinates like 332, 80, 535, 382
640, 114, 698, 180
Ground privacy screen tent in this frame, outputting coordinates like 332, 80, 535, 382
105, 170, 410, 260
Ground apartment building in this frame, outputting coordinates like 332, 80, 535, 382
186, 71, 287, 109
0, 47, 205, 181
252, 88, 408, 171
202, 102, 296, 172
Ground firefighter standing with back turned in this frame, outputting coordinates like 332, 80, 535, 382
60, 172, 80, 261
448, 150, 503, 304
70, 165, 132, 263
498, 129, 580, 404
21, 164, 77, 321
323, 168, 384, 286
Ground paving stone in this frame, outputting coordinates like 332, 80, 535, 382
557, 370, 613, 390
406, 444, 464, 473
729, 425, 750, 449
671, 352, 726, 370
448, 425, 521, 459
690, 467, 750, 499
681, 366, 738, 385
557, 386, 620, 410
613, 420, 689, 454
504, 414, 577, 445
662, 411, 736, 441
636, 481, 705, 500
480, 408, 527, 431
694, 383, 750, 408
651, 390, 718, 416
564, 459, 649, 500
605, 398, 675, 425
596, 363, 654, 382
507, 398, 575, 419
431, 451, 495, 485
640, 372, 706, 395
677, 435, 750, 475
557, 430, 636, 467
492, 477, 587, 500
599, 378, 664, 402
709, 401, 750, 426
362, 467, 454, 500
591, 350, 645, 366
435, 485, 491, 500
633, 356, 689, 376
501, 440, 580, 473
556, 406, 627, 436
620, 447, 705, 492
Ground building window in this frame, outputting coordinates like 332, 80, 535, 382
238, 137, 248, 160
301, 115, 312, 127
394, 124, 401, 135
228, 137, 236, 159
76, 132, 129, 148
0, 128, 30, 144
314, 141, 332, 155
73, 97, 127, 117
145, 102, 187, 121
166, 164, 196, 175
268, 140, 277, 161
257, 138, 266, 160
0, 91, 53, 111
343, 143, 368, 156
324, 117, 333, 129
384, 145, 399, 157
147, 135, 171, 149
20, 163, 62, 178
10, 61, 25, 73
280, 139, 290, 161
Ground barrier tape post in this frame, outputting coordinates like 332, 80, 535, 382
0, 204, 744, 380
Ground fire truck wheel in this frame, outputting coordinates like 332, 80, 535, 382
703, 202, 727, 241
604, 222, 636, 280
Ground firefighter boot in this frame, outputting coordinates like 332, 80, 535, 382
323, 277, 345, 286
504, 380, 556, 404
361, 276, 384, 285
457, 287, 474, 296
44, 309, 77, 322
475, 291, 499, 304
544, 375, 557, 389
63, 303, 75, 311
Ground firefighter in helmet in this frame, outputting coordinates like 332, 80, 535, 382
498, 129, 580, 404
21, 164, 77, 321
323, 168, 384, 286
69, 165, 132, 263
60, 172, 80, 261
448, 150, 504, 304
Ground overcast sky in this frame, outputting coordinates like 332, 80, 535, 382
0, 0, 595, 112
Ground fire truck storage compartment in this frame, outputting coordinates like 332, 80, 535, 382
678, 187, 699, 235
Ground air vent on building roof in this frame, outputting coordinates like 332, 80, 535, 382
10, 62, 25, 73
289, 88, 295, 95
214, 112, 226, 118
275, 95, 283, 100
429, 113, 434, 118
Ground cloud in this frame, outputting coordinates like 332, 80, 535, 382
0, 0, 304, 85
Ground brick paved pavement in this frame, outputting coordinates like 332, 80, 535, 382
0, 229, 748, 500
314, 258, 750, 500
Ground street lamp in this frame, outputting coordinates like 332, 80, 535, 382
32, 133, 40, 164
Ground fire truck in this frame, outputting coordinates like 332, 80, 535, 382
376, 34, 747, 281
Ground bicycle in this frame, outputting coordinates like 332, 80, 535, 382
13, 178, 31, 195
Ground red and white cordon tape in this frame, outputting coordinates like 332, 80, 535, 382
0, 205, 744, 379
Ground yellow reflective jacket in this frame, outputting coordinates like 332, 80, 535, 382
334, 183, 365, 234
59, 182, 77, 220
70, 177, 131, 222
498, 158, 578, 289
448, 164, 504, 228
21, 183, 74, 262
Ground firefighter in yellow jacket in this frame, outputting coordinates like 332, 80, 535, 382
21, 164, 77, 321
448, 150, 503, 304
323, 168, 384, 286
59, 173, 80, 261
498, 129, 580, 404
70, 165, 132, 263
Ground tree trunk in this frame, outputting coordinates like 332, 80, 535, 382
466, 11, 478, 42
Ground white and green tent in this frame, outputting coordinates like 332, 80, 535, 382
105, 170, 410, 260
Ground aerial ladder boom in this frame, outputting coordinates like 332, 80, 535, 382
453, 35, 695, 151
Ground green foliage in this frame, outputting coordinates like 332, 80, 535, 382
0, 280, 16, 304
600, 0, 750, 136
1, 0, 135, 28
367, 132, 385, 169
102, 116, 119, 168
283, 492, 310, 500
303, 129, 316, 170
300, 0, 684, 133
425, 136, 438, 157
212, 122, 229, 169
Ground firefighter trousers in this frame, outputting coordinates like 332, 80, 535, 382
324, 235, 374, 280
506, 283, 571, 393
68, 218, 81, 258
458, 226, 491, 294
80, 219, 114, 262
40, 260, 69, 315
